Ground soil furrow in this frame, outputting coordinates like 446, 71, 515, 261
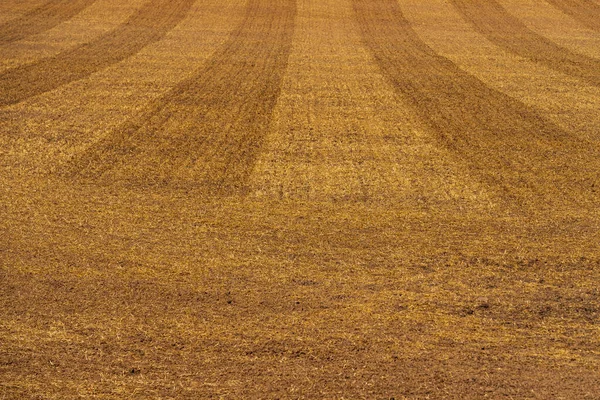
545, 0, 600, 33
352, 0, 598, 210
65, 0, 297, 195
0, 0, 194, 107
451, 0, 600, 87
0, 0, 97, 45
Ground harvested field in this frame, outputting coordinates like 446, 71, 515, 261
0, 0, 97, 45
0, 0, 195, 106
66, 0, 296, 193
451, 0, 600, 87
546, 0, 600, 33
1, 0, 599, 398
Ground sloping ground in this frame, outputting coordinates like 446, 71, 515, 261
1, 0, 599, 398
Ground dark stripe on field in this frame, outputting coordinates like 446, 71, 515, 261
0, 0, 97, 45
0, 0, 195, 107
64, 0, 297, 196
450, 0, 600, 87
352, 0, 598, 209
545, 0, 600, 33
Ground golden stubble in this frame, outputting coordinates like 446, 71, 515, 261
1, 0, 599, 398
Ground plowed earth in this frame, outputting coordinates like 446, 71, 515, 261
1, 0, 599, 398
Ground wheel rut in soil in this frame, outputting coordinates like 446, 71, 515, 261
0, 0, 195, 107
545, 0, 600, 33
0, 0, 97, 45
65, 0, 297, 195
352, 0, 598, 209
450, 0, 600, 87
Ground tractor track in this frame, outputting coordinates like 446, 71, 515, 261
545, 0, 600, 33
0, 0, 195, 107
352, 0, 598, 210
64, 0, 297, 195
450, 0, 600, 87
0, 0, 97, 45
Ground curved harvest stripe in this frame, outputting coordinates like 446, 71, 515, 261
352, 0, 597, 208
545, 0, 600, 33
248, 0, 496, 209
450, 0, 600, 87
0, 0, 97, 45
0, 0, 194, 107
65, 0, 297, 195
0, 0, 54, 26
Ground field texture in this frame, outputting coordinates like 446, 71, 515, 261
1, 0, 600, 398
